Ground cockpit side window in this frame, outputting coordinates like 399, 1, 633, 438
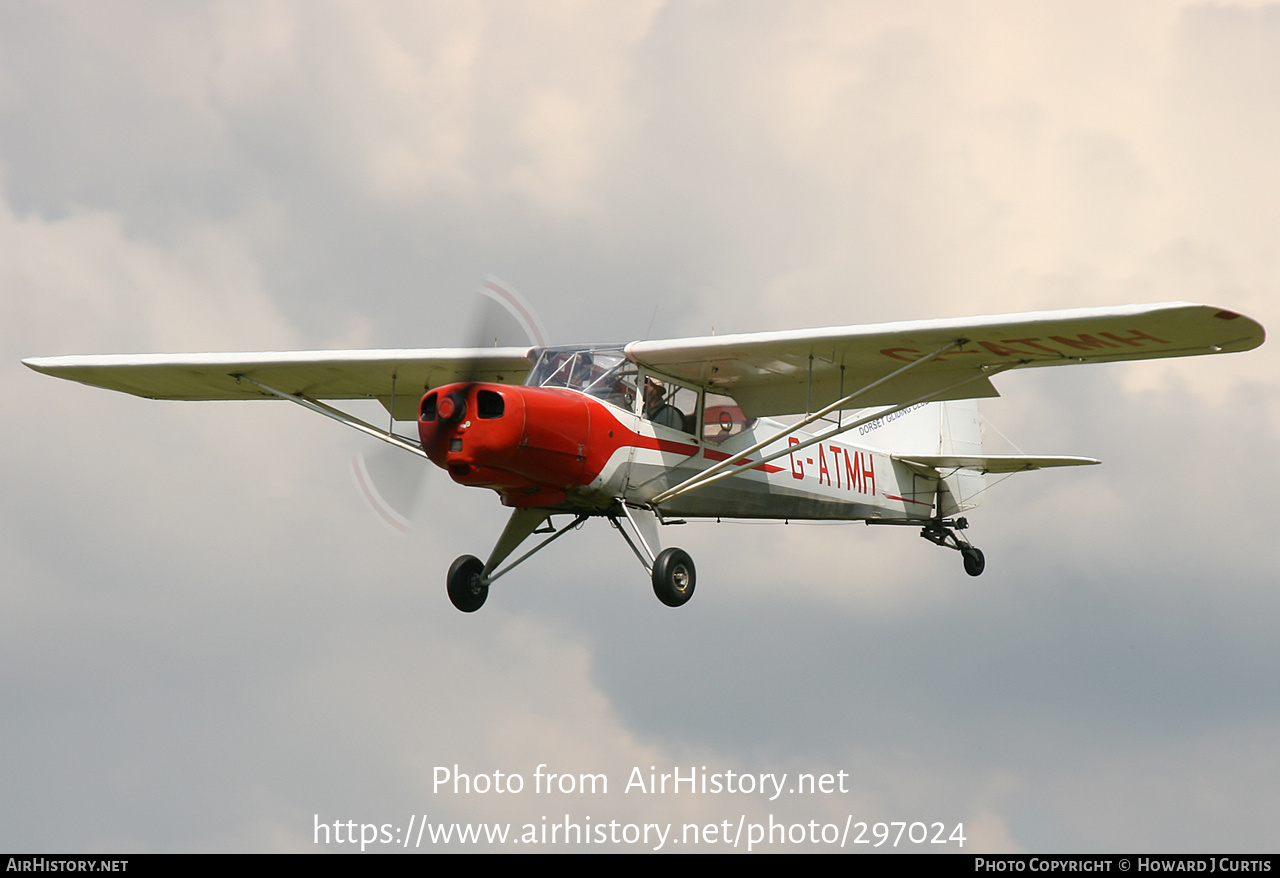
702, 392, 754, 443
641, 376, 698, 435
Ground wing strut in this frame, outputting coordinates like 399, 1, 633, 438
650, 357, 1021, 505
650, 339, 965, 503
234, 375, 429, 459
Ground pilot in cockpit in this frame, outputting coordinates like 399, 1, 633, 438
643, 378, 685, 430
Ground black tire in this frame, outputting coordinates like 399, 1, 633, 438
447, 555, 488, 612
962, 546, 985, 577
652, 547, 696, 607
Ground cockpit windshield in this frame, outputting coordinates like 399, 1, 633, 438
526, 346, 757, 439
525, 347, 639, 410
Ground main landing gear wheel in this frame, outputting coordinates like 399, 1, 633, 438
652, 547, 696, 608
447, 554, 488, 613
961, 546, 986, 577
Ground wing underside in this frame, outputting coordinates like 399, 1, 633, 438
625, 302, 1263, 417
22, 348, 534, 420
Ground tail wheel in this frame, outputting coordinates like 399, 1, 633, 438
652, 547, 696, 607
447, 555, 488, 612
961, 546, 986, 577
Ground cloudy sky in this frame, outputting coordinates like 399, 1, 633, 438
3, 0, 1278, 853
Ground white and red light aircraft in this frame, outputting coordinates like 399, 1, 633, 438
23, 302, 1263, 612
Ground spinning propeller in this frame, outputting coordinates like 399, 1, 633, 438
351, 277, 547, 531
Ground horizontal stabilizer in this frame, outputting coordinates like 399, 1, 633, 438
893, 454, 1101, 474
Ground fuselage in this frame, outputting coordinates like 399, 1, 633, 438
417, 380, 942, 522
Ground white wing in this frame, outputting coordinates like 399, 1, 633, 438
625, 302, 1263, 417
22, 347, 533, 420
23, 303, 1264, 422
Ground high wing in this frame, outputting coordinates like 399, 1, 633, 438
625, 302, 1264, 417
22, 347, 533, 421
23, 303, 1264, 422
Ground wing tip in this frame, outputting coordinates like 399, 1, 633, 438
21, 356, 65, 376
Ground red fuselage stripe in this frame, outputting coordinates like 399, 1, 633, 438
702, 447, 785, 473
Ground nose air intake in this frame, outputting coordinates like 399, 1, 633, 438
477, 389, 504, 418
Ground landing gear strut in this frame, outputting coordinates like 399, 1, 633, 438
446, 511, 588, 613
444, 504, 697, 612
610, 505, 697, 608
920, 516, 986, 577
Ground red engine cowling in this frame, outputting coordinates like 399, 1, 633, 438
417, 383, 598, 507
